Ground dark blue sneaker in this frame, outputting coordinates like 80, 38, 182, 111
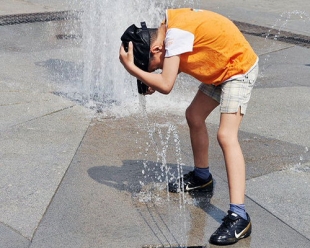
209, 210, 252, 245
168, 171, 213, 194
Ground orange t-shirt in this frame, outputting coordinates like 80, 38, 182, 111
165, 8, 258, 85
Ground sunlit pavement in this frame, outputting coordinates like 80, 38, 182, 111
0, 1, 309, 247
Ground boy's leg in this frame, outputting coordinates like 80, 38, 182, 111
210, 109, 251, 245
186, 90, 219, 169
218, 108, 245, 204
210, 63, 258, 245
168, 89, 219, 193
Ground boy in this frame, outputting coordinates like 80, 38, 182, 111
119, 8, 258, 245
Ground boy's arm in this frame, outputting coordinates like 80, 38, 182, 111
119, 42, 180, 95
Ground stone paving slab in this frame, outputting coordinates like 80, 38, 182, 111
0, 223, 30, 248
0, 103, 92, 239
0, 90, 74, 129
247, 165, 310, 240
0, 0, 73, 16
29, 117, 310, 248
198, 0, 310, 36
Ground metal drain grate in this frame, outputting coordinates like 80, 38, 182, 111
142, 246, 206, 248
0, 10, 81, 26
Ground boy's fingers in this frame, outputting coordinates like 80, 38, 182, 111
119, 44, 125, 61
119, 43, 125, 54
128, 41, 133, 53
119, 42, 132, 56
144, 87, 155, 95
119, 41, 134, 67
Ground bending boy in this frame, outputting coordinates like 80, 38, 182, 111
119, 8, 258, 246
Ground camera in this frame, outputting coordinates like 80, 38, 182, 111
122, 41, 148, 94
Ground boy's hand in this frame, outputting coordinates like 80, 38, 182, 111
144, 86, 155, 95
119, 41, 135, 73
120, 42, 154, 95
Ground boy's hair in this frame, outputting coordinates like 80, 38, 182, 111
148, 28, 158, 47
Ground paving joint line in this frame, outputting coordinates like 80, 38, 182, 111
246, 194, 310, 242
0, 221, 30, 242
233, 20, 310, 48
30, 115, 92, 243
0, 105, 75, 132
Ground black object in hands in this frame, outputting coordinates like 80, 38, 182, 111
121, 22, 150, 95
137, 80, 148, 94
122, 41, 148, 94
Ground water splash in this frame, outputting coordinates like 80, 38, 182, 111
290, 146, 310, 173
137, 121, 185, 201
259, 10, 310, 79
132, 98, 191, 246
60, 0, 201, 118
271, 10, 309, 37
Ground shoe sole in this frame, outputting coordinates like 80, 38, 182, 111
169, 186, 213, 194
189, 190, 213, 198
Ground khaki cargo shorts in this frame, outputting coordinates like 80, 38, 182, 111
199, 62, 259, 115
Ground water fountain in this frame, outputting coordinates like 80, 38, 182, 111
73, 1, 202, 247
61, 0, 201, 118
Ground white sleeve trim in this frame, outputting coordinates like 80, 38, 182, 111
165, 28, 194, 57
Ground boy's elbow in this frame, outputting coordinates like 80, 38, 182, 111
160, 91, 171, 95
159, 85, 172, 95
158, 80, 174, 94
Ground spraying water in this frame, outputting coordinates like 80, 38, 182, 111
63, 0, 200, 117
71, 1, 201, 246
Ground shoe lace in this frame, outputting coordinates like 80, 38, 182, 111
218, 214, 235, 231
183, 171, 194, 180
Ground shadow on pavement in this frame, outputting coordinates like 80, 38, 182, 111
87, 159, 226, 223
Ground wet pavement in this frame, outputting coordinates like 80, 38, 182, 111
0, 1, 309, 248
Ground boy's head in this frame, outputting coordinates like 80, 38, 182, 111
121, 22, 159, 94
121, 22, 151, 72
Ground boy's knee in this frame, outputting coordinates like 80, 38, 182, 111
217, 129, 230, 146
186, 106, 202, 128
217, 128, 237, 147
185, 107, 194, 126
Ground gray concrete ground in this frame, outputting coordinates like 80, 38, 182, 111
0, 0, 309, 247
0, 0, 73, 15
